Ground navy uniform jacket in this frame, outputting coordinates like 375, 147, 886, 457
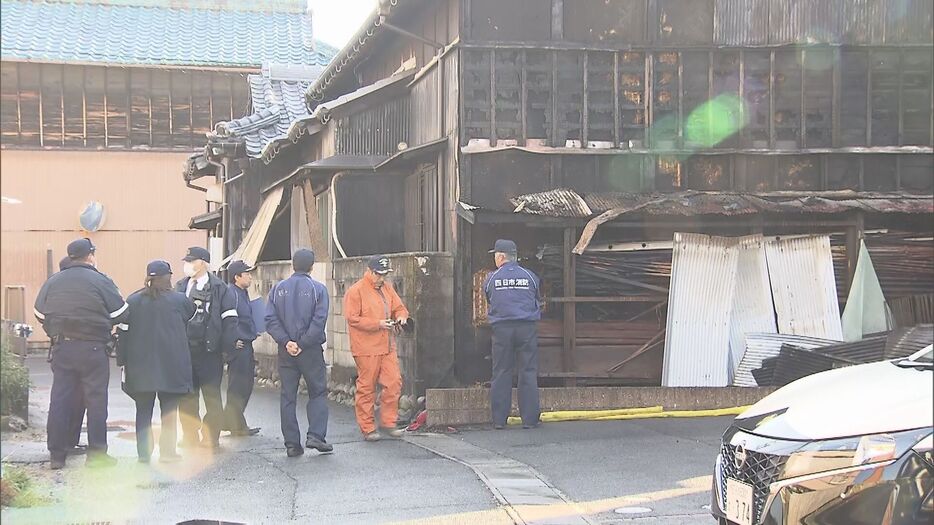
264, 273, 329, 351
34, 263, 129, 342
483, 262, 542, 325
228, 283, 258, 343
118, 290, 195, 394
175, 273, 238, 354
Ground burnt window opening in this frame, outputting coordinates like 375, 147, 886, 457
826, 155, 861, 190
404, 165, 442, 252
682, 51, 711, 148
742, 155, 775, 191
899, 156, 934, 193
652, 52, 680, 148
712, 51, 741, 149
0, 62, 248, 149
525, 51, 553, 141
619, 51, 647, 146
840, 51, 870, 147
463, 49, 492, 140
686, 156, 731, 190
803, 49, 834, 148
259, 199, 292, 263
863, 155, 898, 191
587, 52, 616, 143
775, 156, 820, 190
773, 50, 802, 149
493, 50, 522, 142
563, 0, 646, 44
901, 49, 933, 146
563, 156, 598, 194
556, 52, 584, 144
743, 50, 771, 148
870, 50, 900, 146
655, 156, 683, 190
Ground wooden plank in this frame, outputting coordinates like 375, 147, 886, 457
38, 64, 44, 147
897, 51, 904, 146
81, 66, 87, 146
562, 227, 577, 376
582, 52, 589, 146
490, 49, 496, 145
613, 51, 620, 146
103, 67, 108, 147
520, 50, 528, 144
800, 48, 807, 147
768, 50, 775, 149
832, 48, 841, 148
866, 50, 872, 146
60, 64, 65, 146
552, 50, 559, 146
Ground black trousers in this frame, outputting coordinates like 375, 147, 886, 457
69, 390, 86, 447
490, 321, 541, 427
132, 391, 182, 460
179, 349, 224, 445
48, 341, 110, 460
224, 342, 256, 432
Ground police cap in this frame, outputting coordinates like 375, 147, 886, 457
488, 239, 517, 254
183, 246, 211, 263
67, 238, 96, 259
147, 260, 172, 277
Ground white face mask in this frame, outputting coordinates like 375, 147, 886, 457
183, 262, 197, 278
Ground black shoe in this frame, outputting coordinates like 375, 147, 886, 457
228, 427, 261, 437
50, 457, 66, 470
305, 437, 333, 453
67, 444, 88, 456
286, 445, 304, 458
522, 422, 541, 429
86, 454, 118, 468
493, 424, 505, 430
138, 456, 151, 464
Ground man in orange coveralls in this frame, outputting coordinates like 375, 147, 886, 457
344, 255, 410, 441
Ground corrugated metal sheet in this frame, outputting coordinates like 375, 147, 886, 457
511, 189, 593, 218
728, 235, 777, 380
663, 233, 738, 387
714, 0, 769, 45
885, 324, 934, 358
771, 345, 858, 386
815, 336, 888, 363
734, 333, 839, 387
765, 235, 844, 340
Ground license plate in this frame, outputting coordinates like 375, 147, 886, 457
725, 478, 754, 525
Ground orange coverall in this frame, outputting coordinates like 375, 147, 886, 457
344, 272, 410, 434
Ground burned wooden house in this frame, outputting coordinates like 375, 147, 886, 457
186, 0, 933, 394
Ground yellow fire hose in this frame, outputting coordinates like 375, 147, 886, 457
507, 405, 749, 425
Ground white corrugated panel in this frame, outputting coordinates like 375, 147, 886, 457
663, 233, 739, 387
728, 235, 778, 381
765, 235, 843, 340
733, 333, 840, 387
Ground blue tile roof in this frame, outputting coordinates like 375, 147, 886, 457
215, 74, 313, 156
0, 0, 338, 68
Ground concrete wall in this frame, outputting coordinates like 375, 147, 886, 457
426, 386, 780, 427
0, 150, 206, 337
330, 253, 455, 398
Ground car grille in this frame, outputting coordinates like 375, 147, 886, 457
719, 443, 789, 524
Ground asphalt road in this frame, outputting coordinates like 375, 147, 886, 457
2, 357, 730, 525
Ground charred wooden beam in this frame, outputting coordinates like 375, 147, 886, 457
551, 50, 559, 146
897, 51, 904, 146
677, 52, 683, 146
552, 0, 563, 40
582, 52, 588, 146
866, 50, 873, 146
769, 50, 775, 149
490, 49, 496, 145
103, 67, 108, 147
738, 50, 745, 144
520, 50, 528, 144
832, 48, 841, 148
613, 51, 620, 146
148, 69, 153, 146
189, 72, 194, 148
60, 64, 65, 147
81, 66, 87, 146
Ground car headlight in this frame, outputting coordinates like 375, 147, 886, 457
784, 428, 932, 479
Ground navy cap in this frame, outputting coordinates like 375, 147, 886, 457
368, 255, 393, 275
146, 260, 172, 277
67, 238, 96, 259
488, 239, 518, 254
183, 246, 211, 263
292, 249, 316, 273
228, 260, 254, 278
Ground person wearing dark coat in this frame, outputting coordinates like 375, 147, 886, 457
174, 247, 238, 449
35, 238, 128, 469
117, 261, 195, 463
223, 260, 261, 437
57, 256, 87, 457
